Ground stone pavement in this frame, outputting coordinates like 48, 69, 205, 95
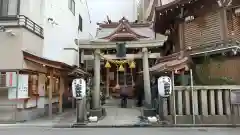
87, 106, 141, 126
1, 98, 240, 128
86, 99, 142, 126
0, 99, 143, 128
0, 109, 76, 128
1, 127, 240, 135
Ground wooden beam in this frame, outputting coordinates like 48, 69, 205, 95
76, 39, 166, 49
58, 76, 65, 113
83, 53, 162, 60
48, 68, 53, 118
219, 8, 229, 41
24, 57, 63, 69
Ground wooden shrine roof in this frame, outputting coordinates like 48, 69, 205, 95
23, 50, 89, 75
149, 51, 191, 73
154, 0, 239, 34
154, 0, 214, 34
96, 17, 157, 41
97, 17, 152, 28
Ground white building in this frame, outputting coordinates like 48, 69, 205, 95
0, 0, 91, 122
0, 0, 92, 66
44, 0, 93, 66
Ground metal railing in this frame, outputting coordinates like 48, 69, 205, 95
0, 15, 44, 38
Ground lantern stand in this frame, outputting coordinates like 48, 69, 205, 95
171, 71, 176, 125
190, 69, 195, 125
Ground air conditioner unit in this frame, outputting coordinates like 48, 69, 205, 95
235, 8, 240, 17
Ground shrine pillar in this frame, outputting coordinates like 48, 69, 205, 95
142, 47, 151, 107
93, 49, 101, 109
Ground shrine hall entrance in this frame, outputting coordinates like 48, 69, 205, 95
101, 61, 141, 98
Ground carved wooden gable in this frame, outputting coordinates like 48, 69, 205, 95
100, 17, 149, 41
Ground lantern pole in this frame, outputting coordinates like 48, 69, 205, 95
190, 69, 195, 124
171, 71, 176, 125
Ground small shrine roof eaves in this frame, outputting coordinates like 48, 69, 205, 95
23, 50, 89, 75
148, 52, 191, 73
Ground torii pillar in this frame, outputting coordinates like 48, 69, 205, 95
142, 47, 151, 107
90, 48, 105, 118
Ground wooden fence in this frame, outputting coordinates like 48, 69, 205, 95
161, 85, 240, 125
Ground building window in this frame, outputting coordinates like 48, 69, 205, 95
78, 14, 83, 31
68, 0, 75, 15
0, 0, 19, 16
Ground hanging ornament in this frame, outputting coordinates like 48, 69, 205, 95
118, 64, 125, 72
129, 61, 136, 68
105, 61, 111, 68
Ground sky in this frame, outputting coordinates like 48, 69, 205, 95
87, 0, 138, 23
87, 0, 175, 24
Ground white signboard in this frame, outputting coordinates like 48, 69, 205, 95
72, 78, 86, 100
6, 73, 29, 99
158, 76, 172, 97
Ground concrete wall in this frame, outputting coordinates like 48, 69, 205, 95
0, 27, 44, 70
19, 0, 44, 26
43, 0, 93, 66
0, 28, 23, 69
21, 29, 44, 56
61, 49, 78, 67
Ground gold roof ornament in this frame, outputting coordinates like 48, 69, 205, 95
129, 61, 136, 68
105, 61, 111, 68
118, 64, 125, 72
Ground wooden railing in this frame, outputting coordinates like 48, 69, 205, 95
161, 85, 240, 124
